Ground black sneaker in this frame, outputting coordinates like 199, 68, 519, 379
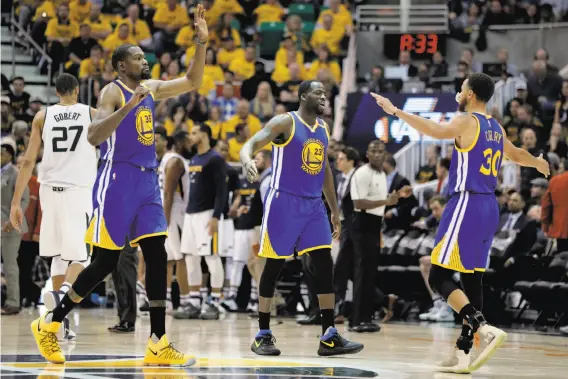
251, 332, 281, 356
317, 327, 364, 357
108, 321, 135, 333
139, 300, 149, 313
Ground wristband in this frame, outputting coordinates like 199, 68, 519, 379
197, 39, 208, 46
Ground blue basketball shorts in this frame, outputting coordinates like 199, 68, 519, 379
259, 188, 332, 259
431, 192, 499, 273
85, 161, 167, 250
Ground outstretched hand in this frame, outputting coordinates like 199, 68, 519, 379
194, 4, 208, 43
370, 93, 398, 116
535, 153, 550, 177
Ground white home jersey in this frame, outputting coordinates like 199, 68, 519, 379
158, 151, 189, 210
38, 103, 97, 188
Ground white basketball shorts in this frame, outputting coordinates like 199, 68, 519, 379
165, 207, 185, 261
39, 184, 92, 262
181, 209, 218, 256
218, 217, 234, 258
233, 229, 255, 262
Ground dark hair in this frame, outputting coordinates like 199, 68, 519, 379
169, 104, 186, 120
112, 44, 137, 71
206, 47, 217, 65
429, 195, 447, 207
235, 123, 246, 134
55, 73, 79, 95
11, 76, 24, 84
298, 80, 318, 102
91, 45, 102, 54
560, 79, 568, 104
341, 146, 360, 165
384, 153, 396, 168
438, 157, 451, 171
259, 149, 272, 161
154, 126, 168, 141
172, 129, 188, 145
467, 72, 495, 103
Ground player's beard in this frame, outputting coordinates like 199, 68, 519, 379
458, 98, 468, 112
141, 69, 151, 80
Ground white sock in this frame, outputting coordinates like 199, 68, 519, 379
189, 291, 201, 308
250, 279, 258, 301
211, 292, 221, 304
167, 288, 172, 301
180, 294, 190, 306
200, 287, 208, 301
59, 282, 71, 300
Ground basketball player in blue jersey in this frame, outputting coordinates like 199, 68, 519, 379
30, 4, 209, 367
240, 80, 363, 357
372, 73, 550, 373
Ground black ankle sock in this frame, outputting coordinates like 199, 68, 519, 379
51, 295, 77, 323
149, 307, 166, 338
459, 303, 485, 332
258, 311, 271, 331
321, 309, 335, 335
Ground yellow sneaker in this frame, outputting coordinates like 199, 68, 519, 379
31, 314, 65, 364
143, 335, 196, 366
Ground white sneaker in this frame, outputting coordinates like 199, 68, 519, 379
469, 324, 507, 372
431, 304, 455, 322
166, 299, 173, 314
419, 300, 443, 321
246, 300, 258, 313
436, 348, 471, 374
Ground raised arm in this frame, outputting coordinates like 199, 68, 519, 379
87, 82, 148, 146
240, 114, 293, 181
144, 5, 208, 101
163, 157, 185, 226
501, 125, 550, 176
10, 110, 44, 231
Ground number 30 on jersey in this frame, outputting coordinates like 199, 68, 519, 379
479, 148, 502, 177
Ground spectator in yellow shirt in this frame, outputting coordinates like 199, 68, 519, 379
31, 0, 56, 22
85, 4, 112, 41
78, 44, 104, 84
317, 0, 353, 36
310, 14, 343, 56
202, 48, 225, 83
151, 52, 172, 79
69, 0, 91, 23
45, 3, 78, 72
210, 0, 244, 19
217, 37, 245, 68
272, 56, 306, 85
161, 59, 184, 81
124, 4, 153, 50
227, 123, 249, 162
229, 44, 256, 81
285, 14, 309, 54
306, 47, 341, 84
275, 35, 304, 69
253, 0, 285, 26
163, 104, 195, 136
209, 12, 241, 48
102, 22, 136, 56
205, 106, 224, 139
176, 24, 195, 51
153, 0, 190, 55
221, 100, 262, 140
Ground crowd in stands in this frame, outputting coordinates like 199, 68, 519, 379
2, 0, 568, 332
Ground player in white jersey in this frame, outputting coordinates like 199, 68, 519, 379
158, 130, 193, 316
10, 74, 97, 341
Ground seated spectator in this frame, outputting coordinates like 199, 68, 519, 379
459, 47, 482, 74
505, 0, 529, 24
306, 47, 341, 84
429, 51, 448, 78
503, 98, 523, 145
163, 104, 194, 136
8, 77, 30, 119
453, 60, 470, 93
526, 178, 548, 211
275, 35, 304, 70
535, 48, 558, 74
241, 61, 278, 101
393, 50, 418, 81
202, 48, 225, 84
102, 22, 136, 57
176, 20, 195, 52
512, 105, 544, 144
526, 3, 541, 24
161, 60, 183, 81
181, 90, 209, 123
84, 5, 111, 41
275, 103, 287, 115
482, 0, 514, 25
217, 36, 245, 68
69, 0, 92, 24
229, 44, 256, 81
151, 52, 172, 80
285, 14, 309, 54
253, 0, 285, 26
1, 97, 15, 136
519, 128, 546, 200
367, 66, 391, 93
78, 45, 104, 81
272, 51, 307, 85
250, 81, 276, 123
496, 48, 519, 77
415, 144, 439, 183
210, 12, 241, 48
554, 79, 568, 128
19, 98, 43, 126
317, 69, 339, 124
527, 60, 563, 118
435, 158, 451, 197
184, 57, 216, 98
11, 120, 29, 155
67, 23, 98, 78
495, 188, 509, 215
153, 0, 190, 56
208, 0, 244, 27
310, 14, 343, 56
93, 60, 117, 100
123, 4, 153, 51
45, 3, 79, 73
221, 99, 262, 140
213, 84, 239, 122
279, 67, 302, 111
205, 106, 224, 139
227, 123, 248, 162
494, 191, 538, 258
451, 2, 483, 30
317, 0, 353, 36
545, 122, 568, 160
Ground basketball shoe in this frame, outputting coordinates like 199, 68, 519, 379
30, 313, 65, 364
436, 348, 471, 374
251, 330, 281, 356
143, 334, 196, 366
43, 290, 76, 342
317, 327, 364, 356
468, 324, 507, 372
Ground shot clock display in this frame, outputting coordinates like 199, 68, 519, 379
383, 33, 446, 60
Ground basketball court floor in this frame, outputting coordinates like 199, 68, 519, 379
2, 307, 567, 378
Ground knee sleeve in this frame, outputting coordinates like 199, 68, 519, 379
50, 256, 68, 277
428, 265, 461, 300
309, 249, 334, 294
139, 236, 167, 302
460, 272, 484, 311
204, 255, 224, 289
230, 260, 245, 288
185, 255, 202, 286
259, 258, 285, 298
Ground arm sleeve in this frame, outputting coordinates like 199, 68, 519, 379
211, 157, 228, 219
260, 175, 271, 204
349, 169, 366, 201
